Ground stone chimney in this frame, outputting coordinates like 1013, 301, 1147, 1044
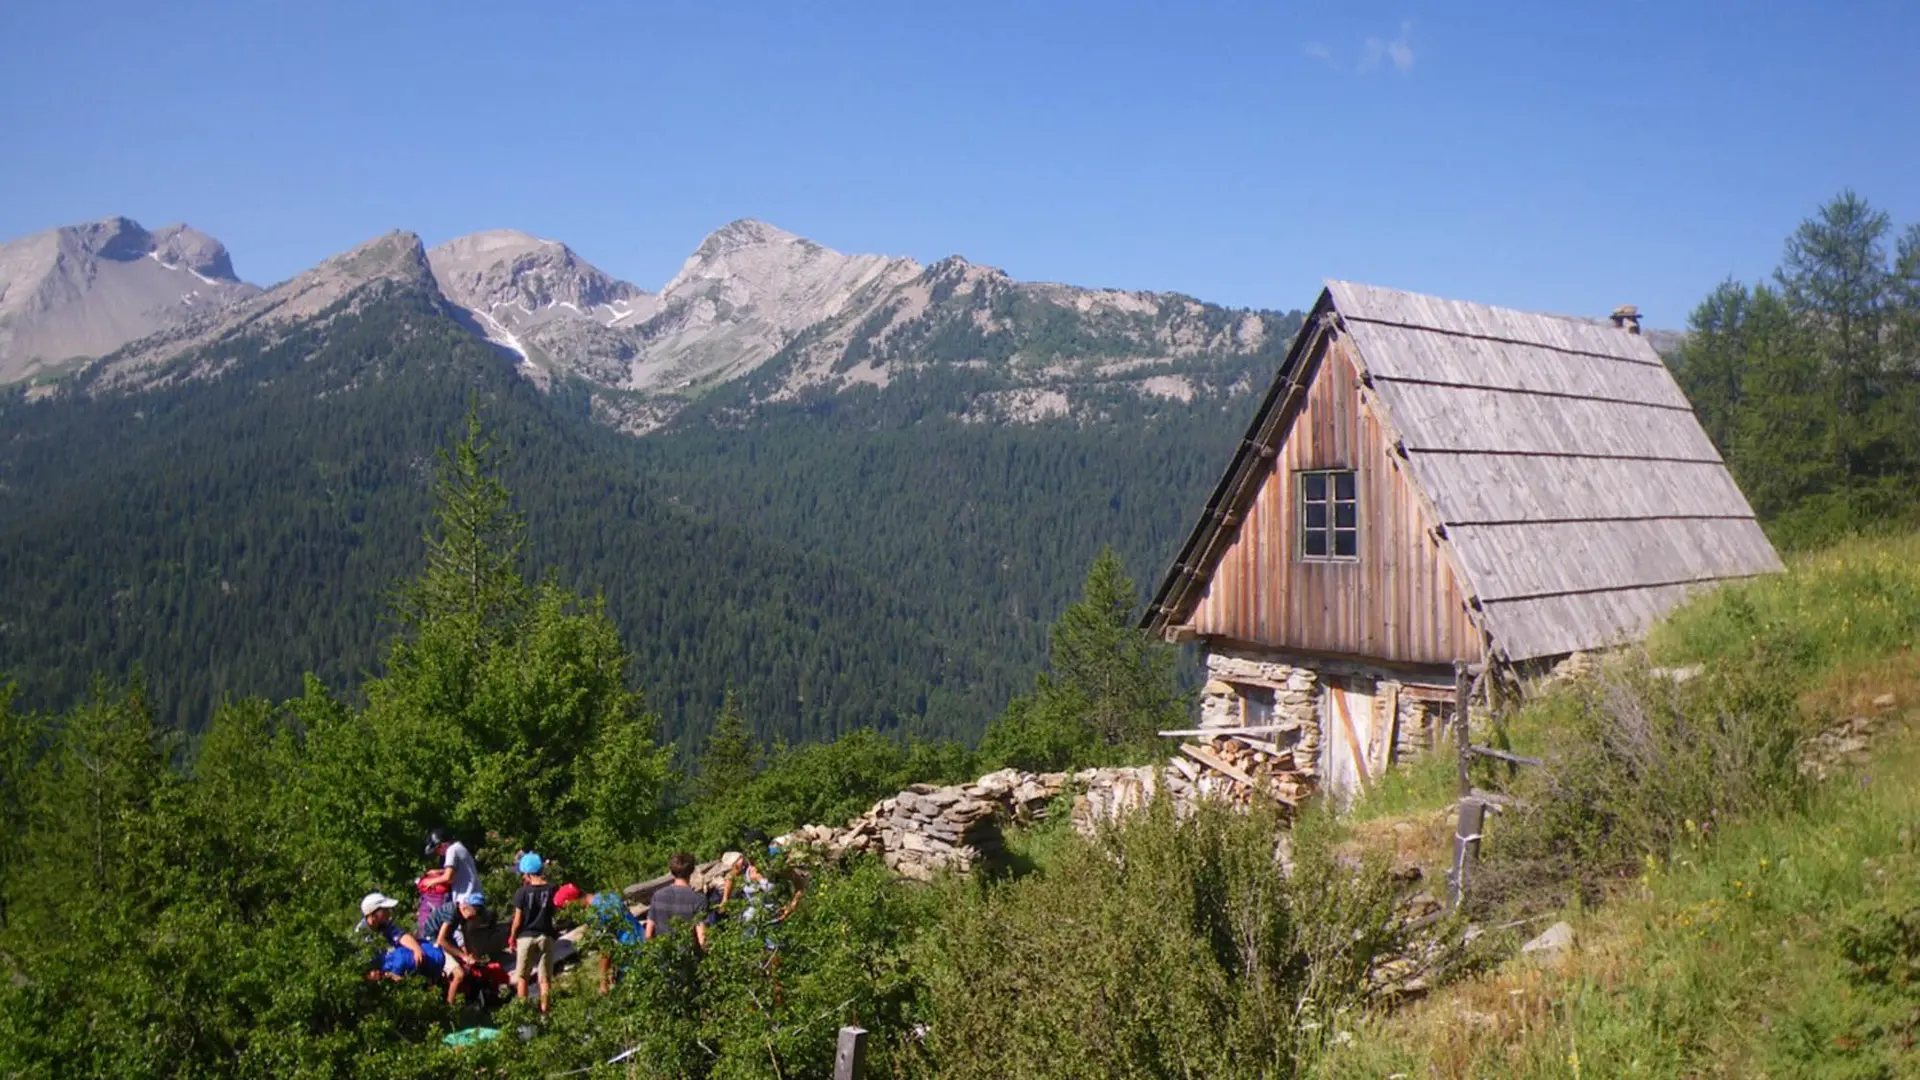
1609, 304, 1642, 335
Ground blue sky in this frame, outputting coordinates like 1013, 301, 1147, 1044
2, 0, 1914, 327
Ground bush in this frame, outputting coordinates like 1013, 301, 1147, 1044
1485, 661, 1813, 905
910, 798, 1412, 1079
543, 858, 936, 1080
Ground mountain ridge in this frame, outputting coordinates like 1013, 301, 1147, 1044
4, 215, 1305, 436
93, 230, 437, 386
0, 216, 258, 383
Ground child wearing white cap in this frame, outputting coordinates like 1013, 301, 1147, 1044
358, 892, 450, 983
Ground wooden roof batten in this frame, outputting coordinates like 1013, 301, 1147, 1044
1143, 302, 1338, 626
1145, 280, 1784, 663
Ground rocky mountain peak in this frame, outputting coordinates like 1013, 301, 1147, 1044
149, 224, 241, 281
425, 230, 658, 367
85, 230, 437, 383
0, 216, 258, 383
428, 231, 650, 315
695, 218, 806, 258
77, 216, 155, 261
216, 230, 433, 328
308, 230, 432, 288
663, 220, 917, 309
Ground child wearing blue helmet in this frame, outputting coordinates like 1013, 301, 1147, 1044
508, 852, 559, 1013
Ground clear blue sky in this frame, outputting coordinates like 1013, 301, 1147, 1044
3, 0, 1914, 327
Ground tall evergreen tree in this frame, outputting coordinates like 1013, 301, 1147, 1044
1776, 190, 1891, 423
1673, 191, 1920, 544
362, 415, 671, 881
978, 548, 1186, 771
697, 688, 761, 803
0, 683, 37, 929
1047, 547, 1184, 748
397, 403, 529, 652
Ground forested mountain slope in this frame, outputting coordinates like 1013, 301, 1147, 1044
0, 264, 1298, 744
0, 280, 1000, 742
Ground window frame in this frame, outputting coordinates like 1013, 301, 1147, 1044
1297, 468, 1360, 562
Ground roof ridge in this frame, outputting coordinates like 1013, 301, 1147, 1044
1323, 277, 1644, 331
1339, 311, 1669, 369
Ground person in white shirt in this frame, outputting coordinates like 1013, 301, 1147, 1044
420, 828, 481, 908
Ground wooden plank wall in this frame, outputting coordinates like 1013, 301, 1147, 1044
1185, 337, 1483, 665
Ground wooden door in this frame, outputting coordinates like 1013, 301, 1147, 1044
1318, 677, 1376, 803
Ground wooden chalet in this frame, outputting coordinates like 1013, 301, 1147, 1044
1143, 281, 1782, 796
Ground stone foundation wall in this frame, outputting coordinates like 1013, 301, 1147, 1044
702, 650, 1459, 887
1199, 649, 1322, 779
1198, 647, 1458, 781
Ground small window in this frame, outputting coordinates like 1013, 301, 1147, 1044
1239, 685, 1276, 727
1299, 469, 1358, 560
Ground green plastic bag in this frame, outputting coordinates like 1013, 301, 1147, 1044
442, 1026, 501, 1048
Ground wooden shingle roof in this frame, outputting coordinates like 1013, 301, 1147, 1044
1147, 281, 1782, 662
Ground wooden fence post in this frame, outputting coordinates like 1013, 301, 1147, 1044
834, 1026, 869, 1080
1449, 660, 1477, 910
1448, 796, 1484, 911
1453, 661, 1471, 798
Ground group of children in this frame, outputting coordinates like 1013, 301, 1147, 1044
357, 828, 801, 1014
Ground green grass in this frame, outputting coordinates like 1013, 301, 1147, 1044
1347, 748, 1461, 823
991, 793, 1081, 879
1314, 531, 1920, 1078
1319, 704, 1920, 1079
1649, 532, 1920, 678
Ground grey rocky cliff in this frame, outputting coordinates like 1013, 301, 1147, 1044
0, 216, 258, 383
632, 219, 923, 392
95, 231, 439, 386
426, 219, 921, 405
427, 218, 1297, 434
426, 230, 658, 385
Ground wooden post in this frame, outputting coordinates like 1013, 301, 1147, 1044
1448, 660, 1476, 911
1448, 796, 1485, 910
834, 1026, 869, 1080
1453, 661, 1471, 798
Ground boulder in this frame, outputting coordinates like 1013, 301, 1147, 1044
1521, 921, 1575, 959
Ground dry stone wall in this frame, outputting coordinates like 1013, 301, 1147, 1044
768, 750, 1316, 882
1200, 649, 1322, 779
1201, 648, 1459, 778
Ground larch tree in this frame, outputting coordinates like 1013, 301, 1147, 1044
697, 688, 761, 804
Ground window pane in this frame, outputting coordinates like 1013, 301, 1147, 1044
1242, 686, 1276, 726
1334, 471, 1356, 500
1303, 472, 1327, 501
1305, 502, 1327, 529
1304, 530, 1328, 557
1335, 503, 1356, 528
1334, 529, 1358, 557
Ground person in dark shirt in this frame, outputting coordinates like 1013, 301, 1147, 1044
644, 852, 709, 950
509, 853, 559, 1013
424, 894, 489, 1005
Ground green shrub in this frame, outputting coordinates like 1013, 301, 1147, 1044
911, 798, 1413, 1079
1485, 662, 1812, 905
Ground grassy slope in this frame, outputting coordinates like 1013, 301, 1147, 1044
1318, 535, 1920, 1079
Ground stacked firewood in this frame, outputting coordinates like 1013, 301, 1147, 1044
1168, 733, 1316, 810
